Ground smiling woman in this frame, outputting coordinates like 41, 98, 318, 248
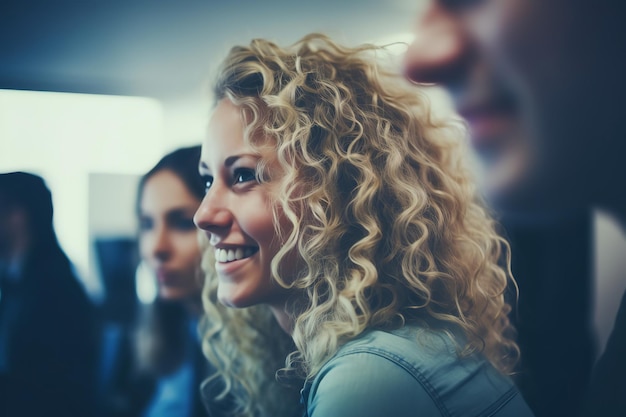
196, 99, 295, 314
195, 33, 535, 417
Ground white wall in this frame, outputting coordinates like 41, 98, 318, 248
88, 172, 142, 300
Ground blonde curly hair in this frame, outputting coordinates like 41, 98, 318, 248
200, 33, 519, 417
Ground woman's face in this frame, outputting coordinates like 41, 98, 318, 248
194, 98, 294, 310
138, 170, 203, 301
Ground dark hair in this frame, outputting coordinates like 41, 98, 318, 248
136, 145, 204, 215
0, 171, 55, 247
134, 145, 204, 376
0, 171, 77, 296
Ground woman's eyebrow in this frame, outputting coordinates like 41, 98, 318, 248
224, 155, 242, 167
225, 153, 260, 167
199, 154, 257, 171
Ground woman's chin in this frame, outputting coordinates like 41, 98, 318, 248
217, 294, 250, 309
159, 286, 196, 302
217, 285, 256, 309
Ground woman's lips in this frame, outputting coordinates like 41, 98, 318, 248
215, 247, 259, 280
214, 246, 258, 263
214, 246, 259, 275
156, 269, 180, 285
215, 246, 258, 263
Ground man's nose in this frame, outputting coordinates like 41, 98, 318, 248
404, 2, 469, 85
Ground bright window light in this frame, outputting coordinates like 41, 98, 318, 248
0, 89, 165, 297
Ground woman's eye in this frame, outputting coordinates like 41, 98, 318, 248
172, 217, 196, 231
138, 216, 153, 232
233, 168, 257, 185
202, 175, 213, 191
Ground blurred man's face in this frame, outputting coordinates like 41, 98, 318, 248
404, 0, 617, 212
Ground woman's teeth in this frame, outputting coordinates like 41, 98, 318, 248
215, 247, 256, 263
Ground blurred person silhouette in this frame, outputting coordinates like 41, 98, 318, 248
194, 33, 534, 417
0, 171, 98, 417
101, 146, 213, 417
404, 1, 626, 416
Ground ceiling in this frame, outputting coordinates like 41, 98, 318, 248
0, 0, 419, 102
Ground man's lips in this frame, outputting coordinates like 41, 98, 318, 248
462, 110, 515, 147
457, 94, 519, 150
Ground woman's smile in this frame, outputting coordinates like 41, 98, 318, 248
214, 246, 259, 263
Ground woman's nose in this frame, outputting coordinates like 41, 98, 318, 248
404, 2, 469, 85
150, 226, 172, 262
193, 188, 233, 237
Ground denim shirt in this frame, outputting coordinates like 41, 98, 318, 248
301, 326, 534, 417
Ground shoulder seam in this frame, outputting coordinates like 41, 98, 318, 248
329, 346, 452, 417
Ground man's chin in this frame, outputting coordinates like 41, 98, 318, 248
483, 168, 586, 221
472, 122, 591, 218
477, 147, 532, 208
